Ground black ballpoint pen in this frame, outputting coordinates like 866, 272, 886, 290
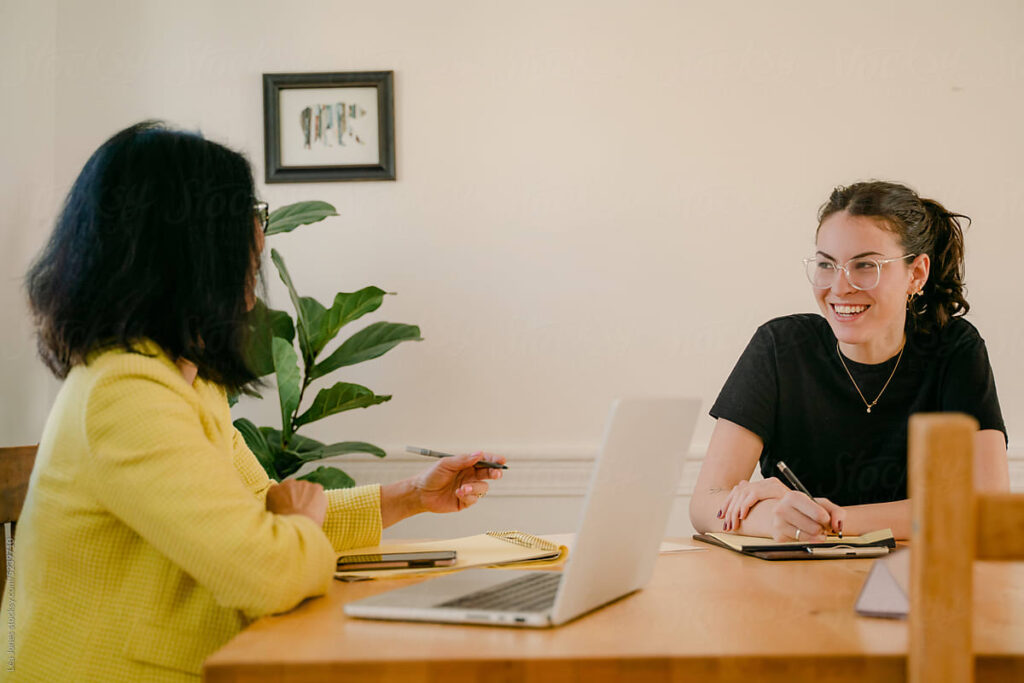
406, 446, 508, 470
777, 461, 840, 539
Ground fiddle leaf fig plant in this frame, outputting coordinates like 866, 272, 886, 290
232, 200, 422, 489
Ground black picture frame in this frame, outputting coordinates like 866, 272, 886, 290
263, 71, 395, 183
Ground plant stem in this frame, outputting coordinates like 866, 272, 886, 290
286, 369, 314, 449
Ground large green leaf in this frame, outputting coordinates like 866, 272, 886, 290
303, 286, 387, 358
259, 430, 306, 478
298, 465, 355, 490
270, 249, 315, 365
298, 296, 327, 331
265, 201, 338, 236
244, 299, 296, 378
272, 448, 307, 479
298, 287, 389, 360
272, 337, 302, 439
294, 382, 391, 427
297, 296, 327, 363
259, 427, 322, 454
258, 426, 385, 462
301, 441, 387, 461
310, 322, 422, 380
320, 441, 387, 458
233, 418, 278, 480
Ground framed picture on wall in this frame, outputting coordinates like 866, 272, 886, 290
262, 71, 395, 183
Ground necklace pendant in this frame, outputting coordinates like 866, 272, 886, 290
836, 340, 904, 418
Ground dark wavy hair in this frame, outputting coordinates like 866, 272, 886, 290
817, 180, 970, 337
26, 120, 262, 392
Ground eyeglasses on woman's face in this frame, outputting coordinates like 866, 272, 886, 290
802, 254, 915, 291
254, 201, 270, 234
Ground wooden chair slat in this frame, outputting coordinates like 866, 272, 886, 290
909, 413, 977, 683
976, 493, 1024, 561
1, 445, 37, 596
0, 445, 38, 524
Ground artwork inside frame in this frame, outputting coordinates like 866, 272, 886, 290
263, 71, 396, 183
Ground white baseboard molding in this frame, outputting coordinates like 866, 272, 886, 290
305, 444, 1024, 497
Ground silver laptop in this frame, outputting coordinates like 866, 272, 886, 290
344, 397, 701, 628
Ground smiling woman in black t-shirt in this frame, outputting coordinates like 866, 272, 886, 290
690, 181, 1009, 542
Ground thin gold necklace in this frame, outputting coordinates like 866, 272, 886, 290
836, 341, 905, 414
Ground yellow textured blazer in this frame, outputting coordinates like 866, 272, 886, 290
2, 342, 382, 682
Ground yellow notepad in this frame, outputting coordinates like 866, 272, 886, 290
335, 530, 568, 580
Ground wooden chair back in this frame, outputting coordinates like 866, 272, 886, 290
1, 445, 38, 595
908, 414, 1024, 683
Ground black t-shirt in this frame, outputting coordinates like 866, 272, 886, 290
710, 314, 1006, 506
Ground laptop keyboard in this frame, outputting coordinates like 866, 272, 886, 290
436, 572, 562, 612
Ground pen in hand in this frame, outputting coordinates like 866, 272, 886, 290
406, 446, 508, 470
776, 461, 840, 539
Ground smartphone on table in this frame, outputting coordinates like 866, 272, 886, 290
336, 550, 457, 571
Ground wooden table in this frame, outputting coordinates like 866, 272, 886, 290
203, 543, 1024, 682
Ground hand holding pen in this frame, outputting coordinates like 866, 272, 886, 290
399, 447, 508, 516
406, 446, 507, 469
714, 462, 845, 541
776, 461, 844, 541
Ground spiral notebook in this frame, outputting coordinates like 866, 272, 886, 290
335, 530, 567, 580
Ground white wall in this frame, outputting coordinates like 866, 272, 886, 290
3, 0, 1023, 536
0, 0, 61, 444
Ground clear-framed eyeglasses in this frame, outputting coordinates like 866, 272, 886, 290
254, 201, 270, 234
803, 254, 916, 291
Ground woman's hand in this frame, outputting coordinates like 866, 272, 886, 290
718, 477, 791, 532
265, 479, 328, 527
766, 492, 843, 542
381, 451, 506, 527
815, 498, 846, 538
411, 451, 505, 512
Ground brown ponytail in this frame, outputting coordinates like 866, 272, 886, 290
914, 198, 969, 334
817, 181, 970, 336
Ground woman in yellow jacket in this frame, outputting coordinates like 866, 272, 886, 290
3, 121, 503, 682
